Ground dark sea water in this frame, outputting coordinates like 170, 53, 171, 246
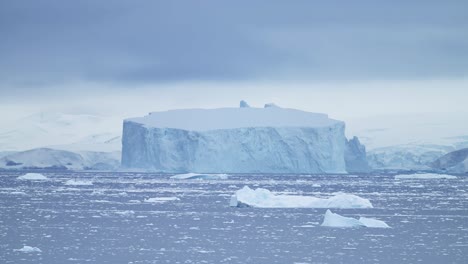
1, 172, 467, 264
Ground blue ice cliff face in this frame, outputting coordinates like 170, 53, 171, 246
345, 136, 371, 173
121, 104, 365, 173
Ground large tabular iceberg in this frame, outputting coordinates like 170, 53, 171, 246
122, 103, 367, 173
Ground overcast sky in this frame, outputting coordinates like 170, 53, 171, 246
0, 0, 467, 120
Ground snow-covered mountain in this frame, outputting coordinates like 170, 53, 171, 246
431, 148, 468, 173
0, 112, 122, 170
346, 113, 468, 171
0, 148, 120, 170
0, 112, 121, 152
122, 103, 367, 173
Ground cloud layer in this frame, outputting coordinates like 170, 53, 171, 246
1, 0, 467, 91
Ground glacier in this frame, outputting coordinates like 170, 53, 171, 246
431, 148, 468, 173
0, 148, 120, 170
122, 103, 367, 173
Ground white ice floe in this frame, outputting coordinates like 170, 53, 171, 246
358, 217, 391, 228
17, 173, 48, 180
144, 197, 180, 203
14, 246, 42, 253
394, 173, 457, 179
170, 173, 229, 180
64, 179, 93, 186
321, 210, 365, 228
229, 186, 373, 208
321, 210, 390, 228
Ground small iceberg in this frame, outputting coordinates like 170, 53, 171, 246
64, 179, 93, 186
321, 210, 365, 228
229, 186, 373, 208
358, 217, 391, 228
321, 210, 390, 228
14, 246, 42, 253
394, 173, 457, 179
170, 173, 228, 180
144, 197, 180, 203
17, 173, 48, 181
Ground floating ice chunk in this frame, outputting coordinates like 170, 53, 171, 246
394, 173, 457, 179
14, 246, 42, 253
114, 210, 135, 217
229, 195, 238, 207
358, 217, 391, 228
64, 179, 93, 186
170, 173, 228, 180
230, 186, 372, 208
17, 173, 48, 180
321, 210, 365, 228
321, 210, 390, 228
144, 197, 180, 203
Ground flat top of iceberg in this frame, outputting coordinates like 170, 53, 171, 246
394, 173, 457, 179
126, 107, 341, 131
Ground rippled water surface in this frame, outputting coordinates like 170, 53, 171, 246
1, 172, 467, 263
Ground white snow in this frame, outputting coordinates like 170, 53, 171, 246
230, 186, 373, 208
321, 210, 390, 228
17, 173, 48, 180
394, 173, 457, 179
170, 173, 229, 180
0, 112, 121, 152
126, 107, 339, 131
144, 197, 180, 203
64, 179, 93, 186
14, 246, 42, 253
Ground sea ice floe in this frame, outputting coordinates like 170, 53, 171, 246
358, 217, 391, 228
321, 210, 390, 228
170, 173, 229, 180
64, 179, 93, 186
17, 173, 48, 181
144, 197, 180, 203
14, 246, 42, 253
394, 173, 457, 179
229, 186, 373, 208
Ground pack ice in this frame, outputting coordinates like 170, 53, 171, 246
229, 186, 373, 208
122, 102, 368, 173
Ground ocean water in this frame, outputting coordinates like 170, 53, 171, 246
1, 172, 467, 263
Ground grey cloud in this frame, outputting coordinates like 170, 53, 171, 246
0, 0, 467, 91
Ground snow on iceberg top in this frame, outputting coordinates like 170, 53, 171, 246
126, 106, 342, 131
